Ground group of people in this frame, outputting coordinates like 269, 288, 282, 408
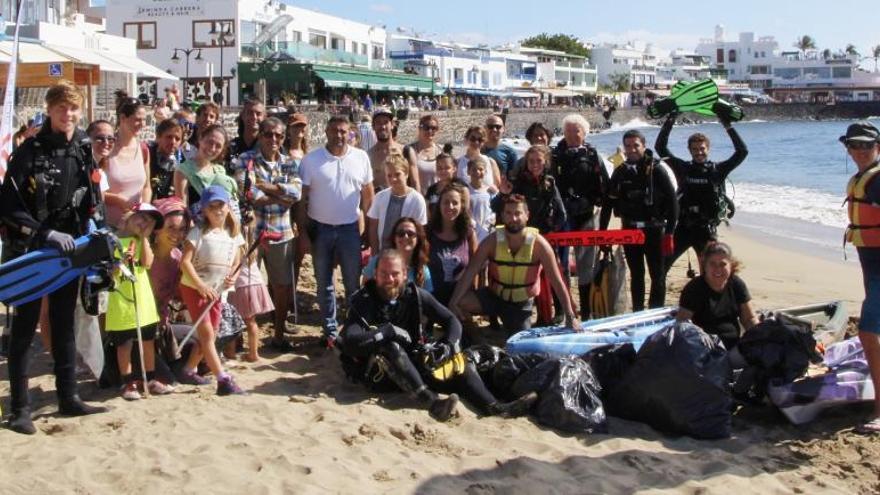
1, 79, 877, 434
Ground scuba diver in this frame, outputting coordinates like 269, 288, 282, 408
338, 249, 537, 422
600, 130, 678, 311
655, 111, 747, 272
0, 80, 109, 435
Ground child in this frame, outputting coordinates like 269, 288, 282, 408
467, 157, 496, 242
366, 153, 428, 253
178, 186, 246, 395
150, 197, 190, 323
424, 152, 469, 214
105, 203, 175, 400
226, 219, 274, 362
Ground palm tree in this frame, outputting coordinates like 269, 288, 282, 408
608, 72, 631, 93
872, 45, 880, 72
845, 44, 859, 58
794, 35, 817, 57
822, 48, 832, 60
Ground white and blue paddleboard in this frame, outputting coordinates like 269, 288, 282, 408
506, 307, 677, 357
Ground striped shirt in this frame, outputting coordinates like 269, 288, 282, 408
233, 149, 302, 240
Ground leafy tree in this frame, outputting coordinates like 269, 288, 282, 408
794, 35, 817, 53
521, 33, 590, 58
607, 72, 631, 93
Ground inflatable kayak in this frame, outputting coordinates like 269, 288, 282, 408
506, 307, 677, 357
767, 368, 875, 425
506, 301, 847, 359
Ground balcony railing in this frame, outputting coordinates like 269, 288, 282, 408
241, 42, 369, 66
508, 73, 536, 81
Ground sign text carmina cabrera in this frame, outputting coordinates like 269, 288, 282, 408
136, 1, 204, 18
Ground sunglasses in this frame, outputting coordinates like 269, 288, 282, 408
93, 135, 116, 144
847, 141, 877, 150
395, 230, 418, 239
420, 125, 439, 132
262, 131, 285, 140
486, 124, 503, 130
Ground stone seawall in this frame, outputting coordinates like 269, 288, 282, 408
12, 101, 880, 145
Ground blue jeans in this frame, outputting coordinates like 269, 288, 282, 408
311, 220, 363, 336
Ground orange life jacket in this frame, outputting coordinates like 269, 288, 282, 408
846, 162, 880, 247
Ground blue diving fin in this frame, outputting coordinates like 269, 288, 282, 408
0, 230, 119, 307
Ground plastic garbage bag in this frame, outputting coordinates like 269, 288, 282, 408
464, 344, 505, 381
509, 357, 607, 434
74, 298, 104, 379
733, 317, 823, 400
823, 337, 867, 370
606, 322, 732, 439
491, 353, 550, 400
584, 343, 637, 393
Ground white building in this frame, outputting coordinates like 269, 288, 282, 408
591, 43, 658, 88
656, 50, 714, 86
105, 0, 389, 106
510, 46, 597, 96
387, 34, 538, 98
695, 27, 778, 87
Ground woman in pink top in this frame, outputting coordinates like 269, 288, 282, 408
104, 92, 151, 228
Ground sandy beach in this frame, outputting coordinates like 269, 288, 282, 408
1, 225, 877, 495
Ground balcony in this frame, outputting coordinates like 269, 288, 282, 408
508, 73, 536, 81
241, 41, 368, 67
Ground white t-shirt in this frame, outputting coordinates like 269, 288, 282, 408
181, 227, 245, 290
300, 146, 373, 225
367, 187, 428, 249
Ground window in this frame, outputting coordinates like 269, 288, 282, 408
192, 20, 234, 48
372, 43, 384, 60
292, 31, 302, 43
716, 48, 724, 64
330, 36, 344, 50
832, 66, 852, 79
361, 43, 368, 56
123, 22, 157, 49
309, 32, 327, 49
728, 49, 737, 63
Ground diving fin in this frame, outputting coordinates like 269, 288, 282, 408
0, 230, 118, 307
648, 79, 720, 118
711, 98, 745, 122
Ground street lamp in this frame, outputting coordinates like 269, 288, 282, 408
210, 22, 235, 106
171, 48, 202, 100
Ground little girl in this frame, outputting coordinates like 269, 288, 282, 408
424, 151, 468, 213
226, 219, 274, 362
179, 186, 246, 395
467, 157, 496, 242
105, 203, 175, 400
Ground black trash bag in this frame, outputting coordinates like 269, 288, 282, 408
733, 317, 823, 401
491, 352, 550, 400
584, 343, 637, 395
509, 357, 608, 434
464, 344, 505, 378
606, 322, 732, 439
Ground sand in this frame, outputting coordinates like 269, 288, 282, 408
1, 225, 878, 495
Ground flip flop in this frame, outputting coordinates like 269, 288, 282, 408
854, 417, 880, 435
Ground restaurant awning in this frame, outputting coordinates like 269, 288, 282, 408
312, 65, 433, 93
45, 45, 137, 75
539, 88, 580, 98
0, 41, 68, 63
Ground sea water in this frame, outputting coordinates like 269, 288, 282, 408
508, 117, 880, 261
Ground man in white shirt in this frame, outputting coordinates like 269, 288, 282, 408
299, 116, 375, 346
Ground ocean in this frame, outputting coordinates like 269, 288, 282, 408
507, 117, 880, 262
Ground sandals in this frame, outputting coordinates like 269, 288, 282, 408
855, 417, 880, 435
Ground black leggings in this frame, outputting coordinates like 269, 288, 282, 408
664, 224, 716, 274
7, 279, 80, 411
623, 228, 666, 311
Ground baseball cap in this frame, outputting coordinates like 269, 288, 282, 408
839, 121, 880, 144
199, 185, 231, 209
153, 197, 187, 218
372, 106, 395, 120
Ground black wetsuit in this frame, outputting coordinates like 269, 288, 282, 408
0, 124, 100, 417
148, 141, 184, 200
338, 280, 497, 412
600, 150, 679, 310
655, 118, 747, 271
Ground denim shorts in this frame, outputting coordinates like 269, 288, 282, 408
859, 248, 880, 334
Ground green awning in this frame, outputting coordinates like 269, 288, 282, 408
312, 66, 435, 94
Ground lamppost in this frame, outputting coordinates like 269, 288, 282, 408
210, 22, 234, 106
171, 48, 202, 101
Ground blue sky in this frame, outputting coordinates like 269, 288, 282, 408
291, 0, 879, 57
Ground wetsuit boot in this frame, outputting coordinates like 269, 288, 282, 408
380, 342, 459, 422
488, 391, 539, 418
8, 407, 36, 435
58, 395, 108, 417
578, 284, 591, 321
427, 392, 459, 422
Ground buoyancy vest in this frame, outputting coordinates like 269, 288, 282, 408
552, 141, 605, 219
488, 227, 542, 302
679, 161, 733, 227
846, 161, 880, 247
